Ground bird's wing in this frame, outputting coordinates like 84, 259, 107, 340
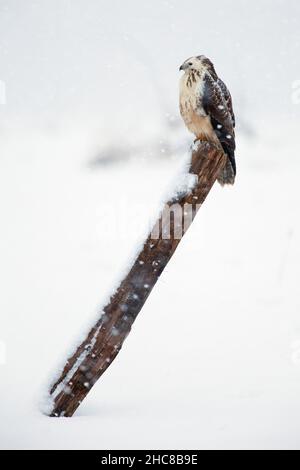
217, 77, 235, 128
202, 72, 236, 175
202, 72, 234, 134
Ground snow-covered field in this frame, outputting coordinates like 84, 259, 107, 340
0, 120, 300, 449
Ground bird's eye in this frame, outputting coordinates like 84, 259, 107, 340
188, 62, 193, 66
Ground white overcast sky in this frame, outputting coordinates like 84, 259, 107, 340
0, 0, 299, 126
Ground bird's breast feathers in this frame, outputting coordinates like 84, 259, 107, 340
179, 72, 217, 142
179, 72, 205, 114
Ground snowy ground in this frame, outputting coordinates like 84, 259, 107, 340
0, 121, 300, 450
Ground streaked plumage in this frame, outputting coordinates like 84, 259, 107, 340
179, 55, 236, 185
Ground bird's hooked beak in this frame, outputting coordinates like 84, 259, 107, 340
179, 62, 188, 71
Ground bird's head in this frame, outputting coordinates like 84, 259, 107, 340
179, 55, 217, 77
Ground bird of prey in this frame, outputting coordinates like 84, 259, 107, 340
179, 55, 236, 185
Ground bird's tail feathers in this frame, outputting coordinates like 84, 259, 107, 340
217, 158, 235, 186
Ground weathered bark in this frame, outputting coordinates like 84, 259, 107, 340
47, 142, 227, 417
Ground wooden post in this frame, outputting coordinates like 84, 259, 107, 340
47, 142, 227, 417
